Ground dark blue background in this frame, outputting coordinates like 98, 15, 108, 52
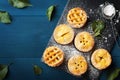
0, 0, 120, 80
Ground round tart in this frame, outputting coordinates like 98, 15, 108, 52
68, 55, 87, 76
74, 31, 95, 52
67, 7, 87, 28
53, 24, 74, 44
43, 46, 64, 67
91, 49, 112, 70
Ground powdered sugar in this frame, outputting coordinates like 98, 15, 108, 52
103, 5, 116, 17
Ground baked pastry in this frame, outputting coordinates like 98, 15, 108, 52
67, 7, 87, 28
43, 46, 64, 67
74, 31, 95, 52
68, 55, 87, 76
91, 49, 112, 70
53, 24, 74, 44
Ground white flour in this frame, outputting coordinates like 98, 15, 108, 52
103, 4, 116, 17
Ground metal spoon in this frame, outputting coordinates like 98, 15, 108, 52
102, 3, 120, 48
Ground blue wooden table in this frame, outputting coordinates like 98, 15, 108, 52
0, 0, 120, 80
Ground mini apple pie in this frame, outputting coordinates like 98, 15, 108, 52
53, 24, 74, 44
74, 31, 95, 52
43, 46, 64, 67
68, 55, 87, 76
91, 49, 112, 70
67, 7, 87, 28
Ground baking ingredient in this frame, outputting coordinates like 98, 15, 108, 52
91, 20, 105, 37
0, 64, 8, 80
103, 4, 115, 17
33, 65, 42, 75
8, 0, 32, 9
46, 5, 55, 21
107, 68, 120, 80
0, 11, 11, 24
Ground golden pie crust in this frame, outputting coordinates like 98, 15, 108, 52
67, 7, 87, 28
91, 49, 112, 70
74, 31, 95, 52
53, 24, 74, 44
68, 55, 87, 76
43, 46, 64, 67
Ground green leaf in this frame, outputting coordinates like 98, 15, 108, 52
91, 20, 105, 37
108, 68, 120, 80
0, 64, 8, 80
0, 11, 11, 24
0, 77, 2, 80
33, 65, 42, 75
8, 0, 32, 9
46, 5, 55, 21
94, 30, 101, 37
